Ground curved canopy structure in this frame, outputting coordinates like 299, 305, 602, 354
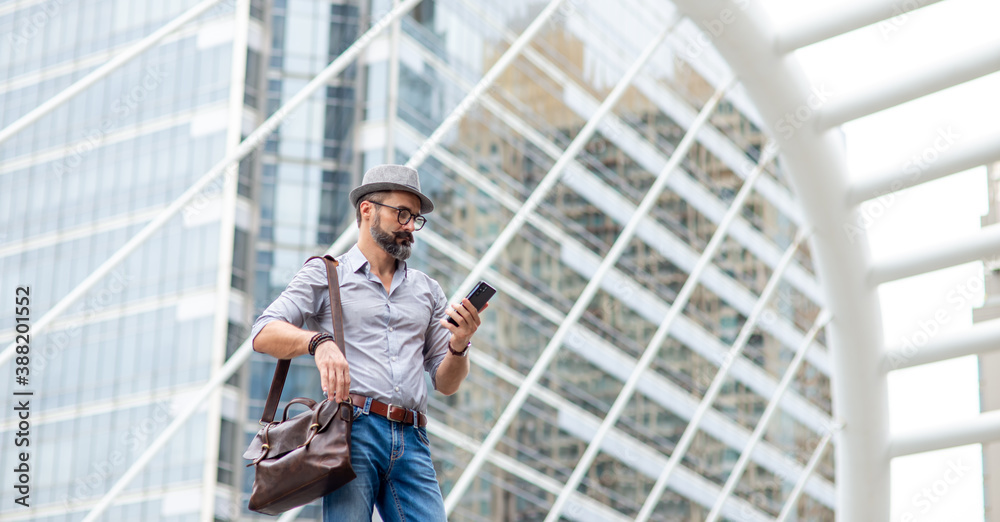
0, 1, 997, 521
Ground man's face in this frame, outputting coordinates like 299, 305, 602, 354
368, 192, 421, 261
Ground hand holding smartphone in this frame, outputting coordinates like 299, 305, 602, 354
447, 281, 496, 326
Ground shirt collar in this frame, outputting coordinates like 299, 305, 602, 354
345, 244, 408, 277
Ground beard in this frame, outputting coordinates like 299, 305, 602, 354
370, 211, 414, 261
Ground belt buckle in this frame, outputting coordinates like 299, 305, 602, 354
386, 404, 406, 423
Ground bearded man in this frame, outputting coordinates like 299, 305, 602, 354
251, 165, 486, 521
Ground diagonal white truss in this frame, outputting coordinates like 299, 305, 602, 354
704, 309, 832, 522
441, 16, 683, 511
542, 77, 738, 520
632, 227, 811, 521
0, 0, 228, 147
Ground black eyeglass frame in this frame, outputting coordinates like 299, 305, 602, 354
368, 201, 427, 230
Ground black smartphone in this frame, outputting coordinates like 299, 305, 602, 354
447, 281, 496, 326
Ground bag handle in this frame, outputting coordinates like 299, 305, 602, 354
259, 255, 345, 424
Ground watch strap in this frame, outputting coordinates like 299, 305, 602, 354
449, 341, 471, 357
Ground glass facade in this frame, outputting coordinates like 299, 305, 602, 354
1, 1, 833, 521
0, 0, 259, 519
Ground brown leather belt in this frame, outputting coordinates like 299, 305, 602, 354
350, 394, 427, 427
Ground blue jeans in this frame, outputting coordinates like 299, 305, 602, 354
322, 399, 446, 521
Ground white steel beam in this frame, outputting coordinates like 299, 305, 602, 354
848, 128, 1000, 205
869, 224, 1000, 285
0, 0, 423, 371
775, 429, 836, 522
442, 20, 679, 513
889, 409, 1000, 458
202, 0, 252, 516
775, 0, 946, 53
884, 318, 1000, 372
0, 0, 227, 146
634, 229, 809, 521
384, 0, 403, 163
817, 38, 1000, 129
704, 310, 831, 522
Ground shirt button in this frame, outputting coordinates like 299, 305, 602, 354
395, 386, 400, 392
389, 326, 394, 332
391, 356, 397, 361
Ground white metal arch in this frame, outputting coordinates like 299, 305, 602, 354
5, 0, 997, 519
667, 1, 1000, 520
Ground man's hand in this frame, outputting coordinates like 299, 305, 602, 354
315, 340, 350, 401
440, 298, 488, 349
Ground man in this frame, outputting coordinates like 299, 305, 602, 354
251, 165, 486, 521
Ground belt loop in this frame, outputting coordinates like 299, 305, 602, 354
411, 408, 418, 428
363, 396, 373, 415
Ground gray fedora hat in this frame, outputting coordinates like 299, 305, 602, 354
349, 165, 434, 214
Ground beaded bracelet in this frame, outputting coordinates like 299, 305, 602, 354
308, 332, 334, 356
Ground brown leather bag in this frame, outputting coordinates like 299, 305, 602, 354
243, 255, 356, 515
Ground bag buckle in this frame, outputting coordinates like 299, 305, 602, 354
297, 423, 322, 449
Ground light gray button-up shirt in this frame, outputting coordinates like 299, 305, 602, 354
250, 245, 453, 412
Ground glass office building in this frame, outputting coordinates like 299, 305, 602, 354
0, 1, 843, 520
0, 0, 264, 519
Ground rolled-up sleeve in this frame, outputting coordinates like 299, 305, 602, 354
423, 280, 452, 389
251, 258, 330, 349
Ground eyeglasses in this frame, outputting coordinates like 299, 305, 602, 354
369, 201, 427, 230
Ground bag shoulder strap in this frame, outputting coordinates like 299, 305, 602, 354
259, 254, 345, 424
